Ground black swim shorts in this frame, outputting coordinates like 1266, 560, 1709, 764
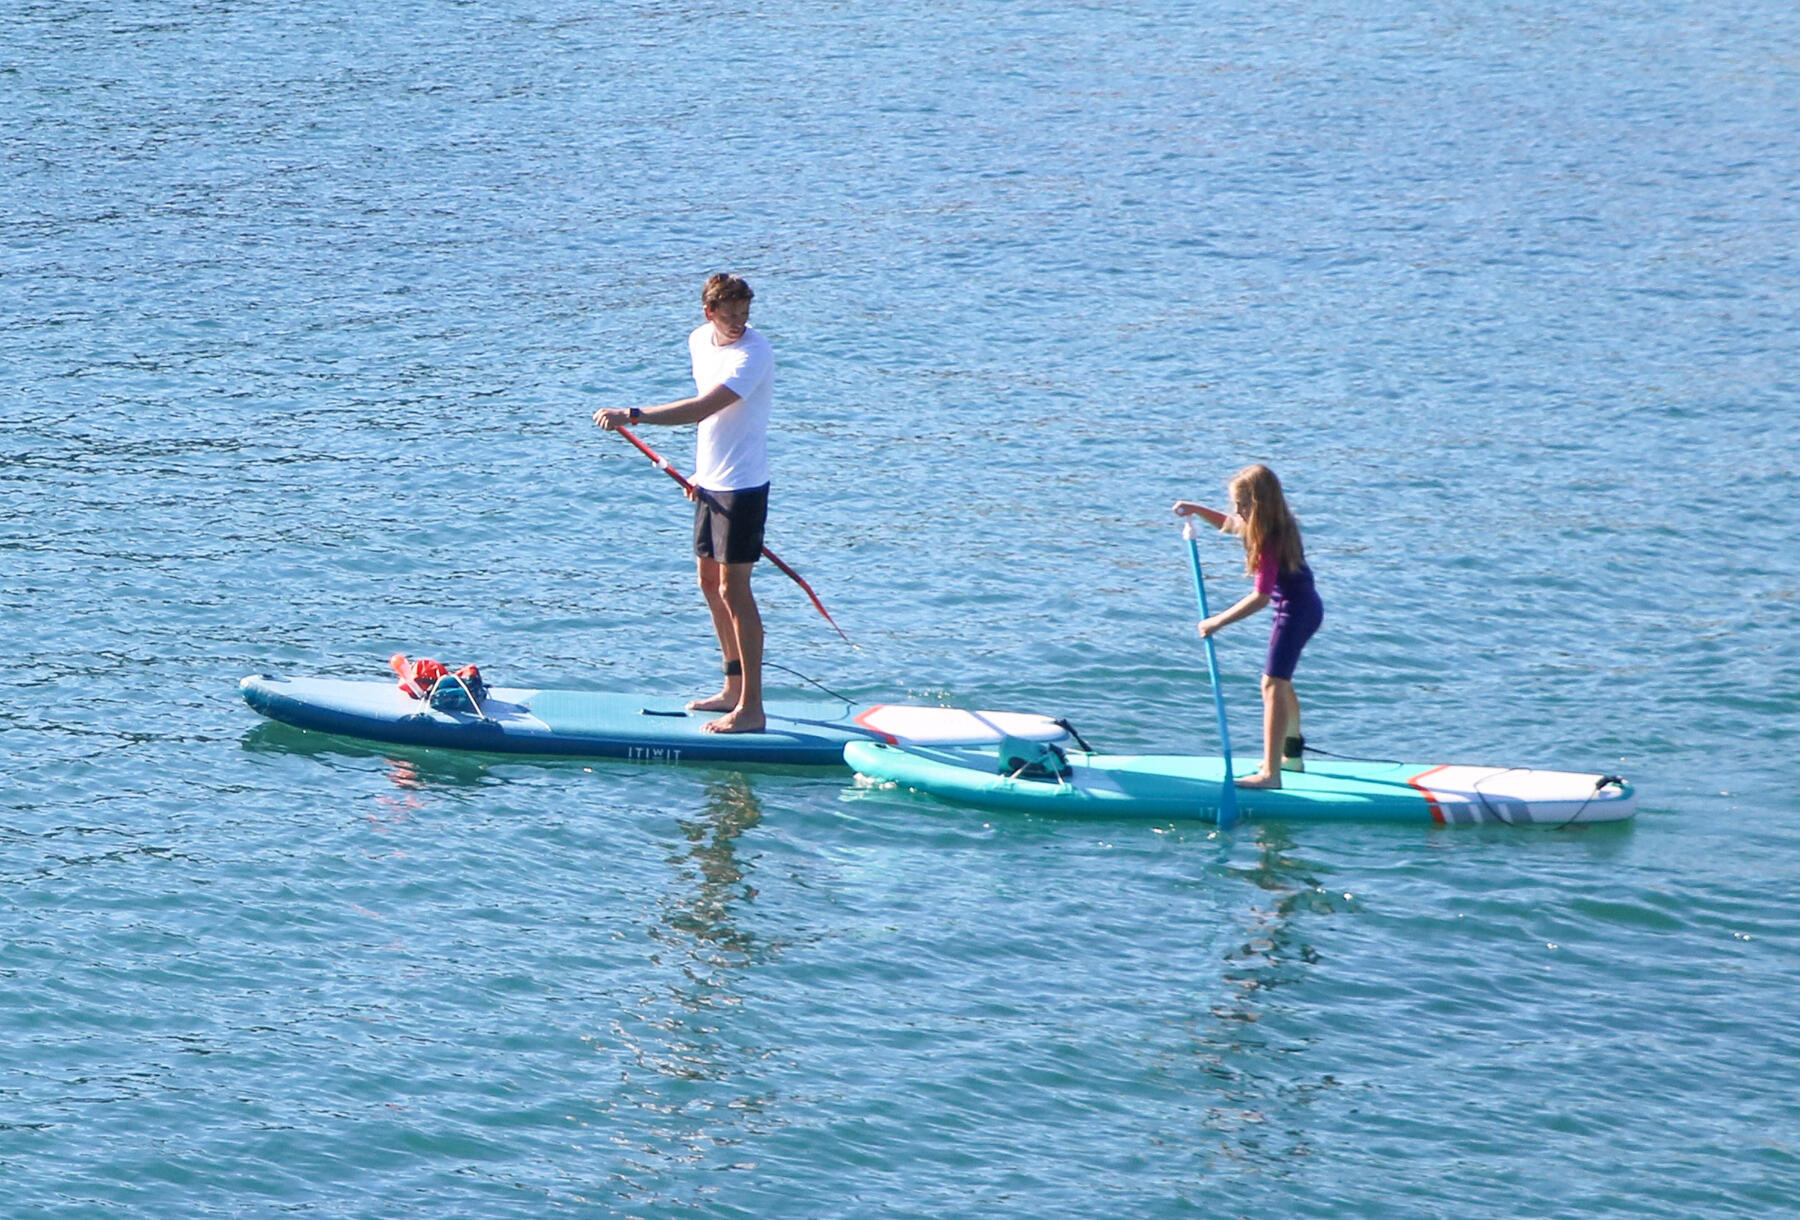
693, 483, 769, 565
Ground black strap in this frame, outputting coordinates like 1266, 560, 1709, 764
1054, 718, 1094, 752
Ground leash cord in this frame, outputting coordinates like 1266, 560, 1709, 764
763, 660, 856, 706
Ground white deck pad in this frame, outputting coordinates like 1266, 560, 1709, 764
854, 705, 1070, 746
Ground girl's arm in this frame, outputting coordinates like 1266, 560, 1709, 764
1172, 500, 1235, 531
1198, 590, 1269, 638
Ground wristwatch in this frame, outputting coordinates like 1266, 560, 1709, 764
629, 407, 642, 424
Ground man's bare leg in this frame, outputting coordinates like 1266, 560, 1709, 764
686, 556, 741, 712
704, 562, 765, 733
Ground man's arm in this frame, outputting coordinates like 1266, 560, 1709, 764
595, 382, 741, 430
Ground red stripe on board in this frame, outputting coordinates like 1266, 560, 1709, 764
1407, 764, 1451, 825
852, 706, 900, 745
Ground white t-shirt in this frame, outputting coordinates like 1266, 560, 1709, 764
689, 323, 773, 492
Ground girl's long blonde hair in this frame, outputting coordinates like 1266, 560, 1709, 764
1229, 464, 1305, 577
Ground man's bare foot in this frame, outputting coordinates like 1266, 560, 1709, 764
704, 708, 766, 734
1235, 771, 1282, 790
685, 689, 737, 712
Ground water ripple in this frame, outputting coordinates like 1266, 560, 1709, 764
5, 0, 1800, 1215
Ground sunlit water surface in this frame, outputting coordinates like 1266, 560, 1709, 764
3, 1, 1798, 1215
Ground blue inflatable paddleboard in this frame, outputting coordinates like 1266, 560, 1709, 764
845, 741, 1636, 826
240, 674, 1069, 766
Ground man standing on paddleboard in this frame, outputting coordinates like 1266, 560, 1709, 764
594, 273, 773, 734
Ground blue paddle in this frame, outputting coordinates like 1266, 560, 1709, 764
1183, 519, 1238, 829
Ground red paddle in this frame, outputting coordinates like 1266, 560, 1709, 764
610, 425, 851, 644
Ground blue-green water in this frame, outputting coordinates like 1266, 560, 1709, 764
5, 1, 1799, 1215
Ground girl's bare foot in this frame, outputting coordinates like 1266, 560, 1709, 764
685, 689, 737, 712
1235, 771, 1282, 790
704, 708, 766, 734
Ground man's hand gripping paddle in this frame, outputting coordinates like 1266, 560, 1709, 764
610, 426, 851, 645
1184, 518, 1238, 830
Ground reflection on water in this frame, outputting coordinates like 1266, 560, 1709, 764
602, 773, 786, 1201
242, 720, 526, 790
624, 771, 772, 1084
1219, 826, 1349, 1008
655, 773, 767, 967
1199, 824, 1361, 1165
382, 756, 427, 792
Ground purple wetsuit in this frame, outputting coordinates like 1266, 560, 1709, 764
1253, 548, 1323, 681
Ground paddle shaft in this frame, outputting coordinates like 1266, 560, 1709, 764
611, 426, 851, 643
1185, 526, 1238, 829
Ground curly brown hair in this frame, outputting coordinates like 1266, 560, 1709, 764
702, 273, 754, 308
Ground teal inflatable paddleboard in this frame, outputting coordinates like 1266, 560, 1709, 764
844, 741, 1636, 826
241, 673, 1069, 766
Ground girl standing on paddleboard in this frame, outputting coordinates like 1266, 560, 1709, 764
1173, 464, 1323, 789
